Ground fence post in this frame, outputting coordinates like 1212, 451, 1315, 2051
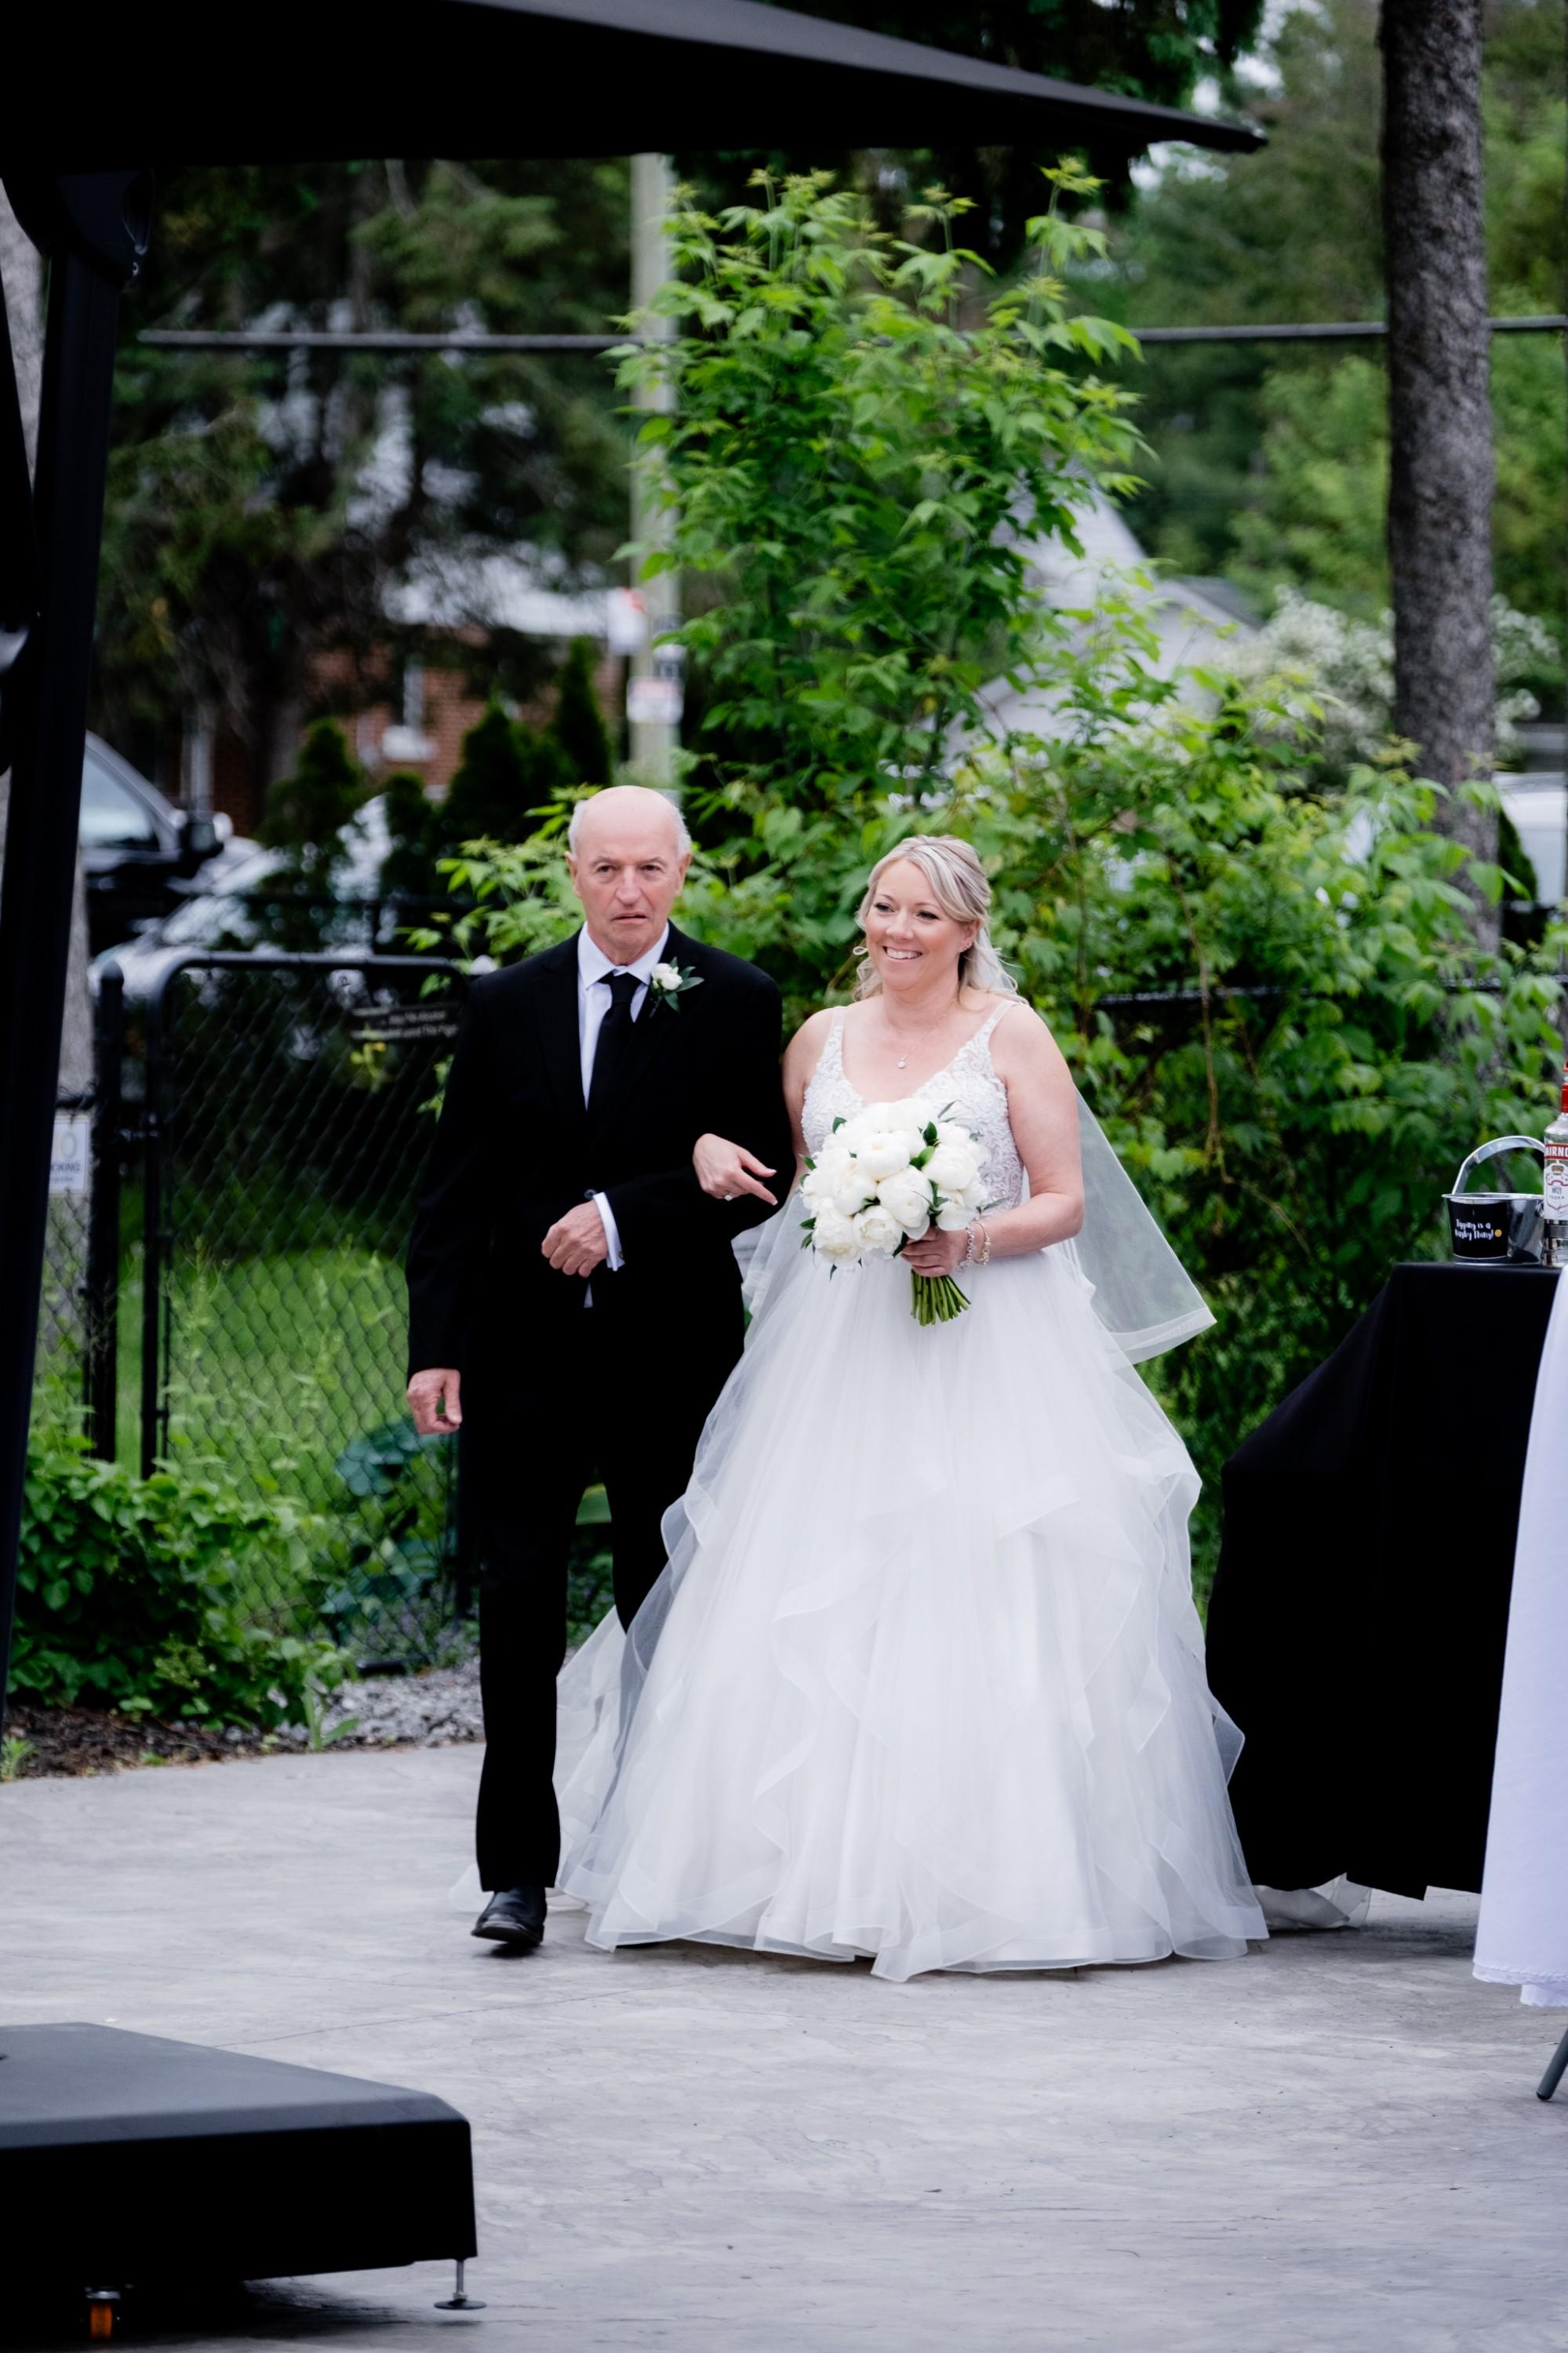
140, 962, 173, 1479
82, 963, 124, 1460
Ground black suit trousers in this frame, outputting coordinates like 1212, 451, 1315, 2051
465, 1289, 738, 1890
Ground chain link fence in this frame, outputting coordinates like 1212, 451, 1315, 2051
33, 1091, 96, 1435
143, 953, 470, 1666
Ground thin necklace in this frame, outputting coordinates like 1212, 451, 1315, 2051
886, 1002, 964, 1070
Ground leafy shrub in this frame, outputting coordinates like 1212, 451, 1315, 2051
12, 1438, 350, 1726
315, 1416, 460, 1658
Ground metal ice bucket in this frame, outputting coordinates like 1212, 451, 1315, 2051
1444, 1134, 1546, 1264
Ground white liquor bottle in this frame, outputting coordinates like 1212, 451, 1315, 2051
1545, 1060, 1568, 1235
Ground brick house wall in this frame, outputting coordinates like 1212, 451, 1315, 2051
202, 632, 624, 839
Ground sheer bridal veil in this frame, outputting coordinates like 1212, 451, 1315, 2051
737, 1086, 1213, 1364
1064, 1092, 1213, 1362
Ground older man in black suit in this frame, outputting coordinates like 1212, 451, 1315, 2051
406, 786, 792, 1949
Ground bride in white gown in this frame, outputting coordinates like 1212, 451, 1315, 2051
551, 837, 1267, 1981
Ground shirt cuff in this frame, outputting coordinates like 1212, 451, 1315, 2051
591, 1191, 624, 1271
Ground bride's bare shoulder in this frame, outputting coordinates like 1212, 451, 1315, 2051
786, 1006, 839, 1056
783, 1005, 840, 1089
986, 995, 1069, 1078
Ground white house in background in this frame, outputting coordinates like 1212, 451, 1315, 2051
970, 492, 1257, 747
977, 495, 1565, 909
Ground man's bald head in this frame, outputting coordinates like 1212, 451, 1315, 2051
568, 785, 689, 861
566, 785, 693, 965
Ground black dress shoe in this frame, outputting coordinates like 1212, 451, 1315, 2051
472, 1885, 547, 1949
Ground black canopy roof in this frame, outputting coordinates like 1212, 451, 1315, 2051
3, 0, 1261, 166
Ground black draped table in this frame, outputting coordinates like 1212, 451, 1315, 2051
1205, 1260, 1561, 1899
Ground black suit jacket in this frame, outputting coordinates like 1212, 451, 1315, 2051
406, 922, 792, 1384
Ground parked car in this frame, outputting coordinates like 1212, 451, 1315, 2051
80, 734, 253, 957
90, 795, 402, 1006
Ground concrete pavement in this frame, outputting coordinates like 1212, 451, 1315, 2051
1, 1745, 1563, 2352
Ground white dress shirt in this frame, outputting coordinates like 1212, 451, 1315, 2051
577, 923, 670, 1273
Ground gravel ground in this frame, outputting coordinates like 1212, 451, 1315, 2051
4, 1657, 485, 1779
305, 1654, 484, 1749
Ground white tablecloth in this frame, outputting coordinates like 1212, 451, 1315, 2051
1474, 1267, 1568, 2006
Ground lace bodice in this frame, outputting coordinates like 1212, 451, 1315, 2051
802, 1006, 1024, 1209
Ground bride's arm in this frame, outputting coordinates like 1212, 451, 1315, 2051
906, 1002, 1082, 1275
693, 1009, 831, 1202
983, 1006, 1084, 1256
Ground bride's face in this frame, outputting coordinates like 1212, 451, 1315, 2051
864, 860, 975, 995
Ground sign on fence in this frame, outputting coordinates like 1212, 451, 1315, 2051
349, 1003, 463, 1046
49, 1113, 91, 1195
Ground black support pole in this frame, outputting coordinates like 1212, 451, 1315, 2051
0, 175, 148, 1735
83, 961, 125, 1461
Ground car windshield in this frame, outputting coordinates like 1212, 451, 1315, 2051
81, 755, 161, 850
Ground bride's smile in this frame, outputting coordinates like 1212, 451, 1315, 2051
863, 861, 978, 1004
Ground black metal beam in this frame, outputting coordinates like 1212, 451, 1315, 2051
1133, 314, 1567, 345
138, 329, 623, 355
134, 315, 1568, 359
0, 173, 149, 1736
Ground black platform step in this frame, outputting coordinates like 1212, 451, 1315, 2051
0, 2023, 476, 2286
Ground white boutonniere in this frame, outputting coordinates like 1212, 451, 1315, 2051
648, 958, 704, 1014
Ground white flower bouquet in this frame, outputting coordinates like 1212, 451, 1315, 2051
799, 1099, 988, 1326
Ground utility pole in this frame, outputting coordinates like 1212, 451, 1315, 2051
627, 153, 680, 788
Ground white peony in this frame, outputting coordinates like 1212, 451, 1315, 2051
809, 1204, 861, 1261
923, 1140, 980, 1194
855, 1202, 904, 1257
883, 1097, 936, 1135
802, 1148, 853, 1205
876, 1167, 934, 1237
650, 962, 682, 992
851, 1123, 923, 1180
832, 1167, 877, 1218
933, 1119, 971, 1151
934, 1196, 973, 1233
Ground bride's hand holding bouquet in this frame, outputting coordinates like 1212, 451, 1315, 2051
800, 1101, 990, 1325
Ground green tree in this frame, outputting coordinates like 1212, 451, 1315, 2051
96, 158, 632, 782
1090, 0, 1566, 656
258, 718, 365, 877
379, 769, 438, 901
433, 704, 571, 858
621, 169, 1142, 816
551, 637, 615, 787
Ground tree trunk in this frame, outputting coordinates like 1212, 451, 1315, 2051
1380, 0, 1497, 944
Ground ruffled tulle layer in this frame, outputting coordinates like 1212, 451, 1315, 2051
554, 1222, 1266, 1983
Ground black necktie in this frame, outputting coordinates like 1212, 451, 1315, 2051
588, 969, 639, 1122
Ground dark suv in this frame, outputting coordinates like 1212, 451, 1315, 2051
80, 734, 247, 957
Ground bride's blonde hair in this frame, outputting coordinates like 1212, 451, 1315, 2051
852, 836, 1019, 1002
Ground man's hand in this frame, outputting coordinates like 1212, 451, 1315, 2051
543, 1201, 611, 1277
693, 1133, 778, 1206
408, 1367, 462, 1435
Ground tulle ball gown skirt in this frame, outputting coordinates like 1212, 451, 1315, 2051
555, 1231, 1267, 1983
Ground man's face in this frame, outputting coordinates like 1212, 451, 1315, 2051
568, 795, 690, 966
